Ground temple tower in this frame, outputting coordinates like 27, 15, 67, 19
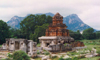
45, 13, 69, 36
39, 13, 74, 49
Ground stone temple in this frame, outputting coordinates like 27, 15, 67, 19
0, 13, 84, 56
39, 13, 78, 52
1, 38, 37, 57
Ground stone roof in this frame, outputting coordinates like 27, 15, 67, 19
38, 36, 74, 41
6, 38, 27, 41
38, 36, 57, 40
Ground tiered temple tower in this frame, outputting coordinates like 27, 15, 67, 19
45, 13, 69, 36
39, 13, 74, 49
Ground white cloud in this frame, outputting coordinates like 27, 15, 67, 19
0, 0, 100, 30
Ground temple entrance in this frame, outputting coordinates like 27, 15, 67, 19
46, 43, 50, 47
15, 41, 19, 50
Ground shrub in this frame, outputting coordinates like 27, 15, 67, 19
51, 56, 57, 59
44, 51, 50, 55
7, 53, 13, 58
58, 57, 64, 60
12, 50, 30, 60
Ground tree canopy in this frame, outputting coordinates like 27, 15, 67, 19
82, 28, 95, 39
20, 14, 52, 42
69, 30, 83, 40
0, 20, 10, 44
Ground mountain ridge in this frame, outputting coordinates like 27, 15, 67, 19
7, 13, 91, 31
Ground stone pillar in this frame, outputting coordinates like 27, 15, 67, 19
9, 40, 15, 51
2, 43, 7, 49
41, 40, 46, 48
28, 40, 37, 57
30, 41, 33, 55
28, 40, 32, 56
52, 45, 56, 52
20, 41, 27, 53
56, 44, 60, 51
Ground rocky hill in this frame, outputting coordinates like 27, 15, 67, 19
7, 13, 91, 31
7, 16, 25, 29
63, 14, 91, 31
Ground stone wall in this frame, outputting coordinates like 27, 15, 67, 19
47, 43, 72, 52
1, 38, 37, 58
71, 41, 84, 47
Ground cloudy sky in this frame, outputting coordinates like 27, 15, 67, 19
0, 0, 100, 30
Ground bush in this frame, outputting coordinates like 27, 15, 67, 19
52, 56, 57, 59
44, 51, 50, 55
12, 50, 30, 60
58, 57, 64, 60
7, 53, 13, 58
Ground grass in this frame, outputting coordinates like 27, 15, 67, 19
75, 39, 100, 60
77, 39, 100, 50
79, 56, 100, 60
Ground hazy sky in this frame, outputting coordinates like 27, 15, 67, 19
0, 0, 100, 30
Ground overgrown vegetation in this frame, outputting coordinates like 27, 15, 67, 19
69, 28, 100, 40
6, 50, 30, 60
0, 20, 10, 44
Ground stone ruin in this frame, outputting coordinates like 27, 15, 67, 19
1, 38, 37, 57
39, 13, 85, 52
0, 13, 85, 58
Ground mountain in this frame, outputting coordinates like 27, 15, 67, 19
7, 16, 25, 29
63, 14, 91, 31
7, 13, 91, 31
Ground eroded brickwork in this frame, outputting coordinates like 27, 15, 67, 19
45, 13, 69, 36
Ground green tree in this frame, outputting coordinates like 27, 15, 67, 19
0, 20, 10, 44
76, 30, 83, 40
9, 28, 24, 38
20, 14, 36, 39
12, 50, 30, 60
29, 24, 49, 43
20, 14, 52, 42
82, 28, 96, 39
46, 15, 52, 24
95, 31, 100, 39
69, 30, 82, 40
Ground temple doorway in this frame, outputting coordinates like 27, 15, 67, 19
15, 41, 19, 50
46, 43, 50, 47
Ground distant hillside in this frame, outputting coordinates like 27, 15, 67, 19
7, 16, 25, 29
7, 13, 91, 31
7, 13, 54, 29
63, 14, 91, 31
